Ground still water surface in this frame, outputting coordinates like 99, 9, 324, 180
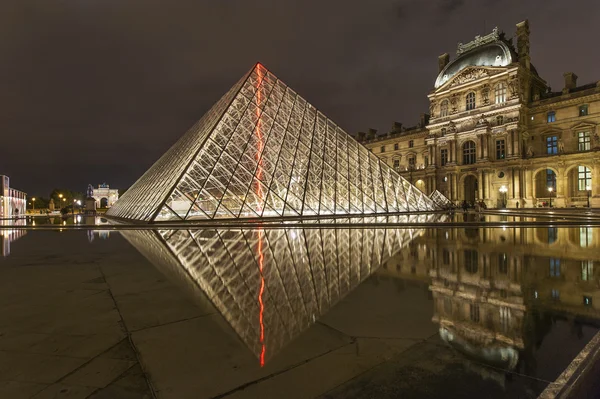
1, 223, 599, 398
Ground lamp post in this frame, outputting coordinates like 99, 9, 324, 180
32, 198, 35, 212
548, 186, 553, 208
586, 185, 591, 208
499, 185, 507, 209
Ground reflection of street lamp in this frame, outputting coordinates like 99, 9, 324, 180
499, 185, 508, 208
586, 185, 591, 208
548, 186, 553, 208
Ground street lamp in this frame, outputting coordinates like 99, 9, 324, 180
32, 198, 36, 212
499, 185, 507, 208
548, 186, 554, 208
586, 185, 591, 208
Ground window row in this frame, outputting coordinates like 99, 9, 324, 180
544, 131, 592, 155
437, 139, 507, 166
545, 105, 589, 123
379, 139, 418, 153
438, 82, 508, 117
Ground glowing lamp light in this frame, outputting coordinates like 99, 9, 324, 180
547, 187, 553, 193
499, 185, 508, 193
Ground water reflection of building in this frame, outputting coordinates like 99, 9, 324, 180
120, 215, 439, 365
1, 175, 26, 218
0, 219, 27, 256
379, 226, 599, 375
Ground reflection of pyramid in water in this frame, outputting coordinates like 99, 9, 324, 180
107, 63, 436, 222
120, 216, 435, 364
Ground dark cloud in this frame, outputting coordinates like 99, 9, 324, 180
0, 0, 598, 196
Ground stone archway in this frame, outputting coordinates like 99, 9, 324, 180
565, 164, 593, 207
463, 175, 478, 205
100, 198, 109, 208
533, 168, 557, 207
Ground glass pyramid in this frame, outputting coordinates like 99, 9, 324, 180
120, 218, 436, 364
429, 190, 452, 208
107, 63, 437, 222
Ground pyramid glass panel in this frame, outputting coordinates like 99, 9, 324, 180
107, 63, 438, 222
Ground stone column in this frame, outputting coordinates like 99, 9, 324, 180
506, 133, 513, 157
513, 168, 521, 199
483, 134, 489, 159
478, 171, 484, 200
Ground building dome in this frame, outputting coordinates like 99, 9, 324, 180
434, 42, 513, 88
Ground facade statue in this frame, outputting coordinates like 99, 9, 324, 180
526, 146, 534, 158
557, 139, 565, 153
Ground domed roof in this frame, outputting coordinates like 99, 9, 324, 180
434, 41, 513, 89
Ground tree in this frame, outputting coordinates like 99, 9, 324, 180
49, 189, 85, 210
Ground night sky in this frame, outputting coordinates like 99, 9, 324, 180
1, 0, 598, 197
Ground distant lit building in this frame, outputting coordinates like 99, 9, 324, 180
361, 20, 600, 208
0, 175, 27, 218
91, 183, 119, 209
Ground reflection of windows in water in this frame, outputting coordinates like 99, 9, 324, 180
470, 304, 480, 322
499, 307, 510, 332
410, 246, 418, 258
498, 253, 508, 274
548, 227, 558, 244
442, 248, 450, 265
551, 289, 560, 300
411, 265, 416, 274
464, 249, 478, 274
584, 296, 593, 306
465, 228, 478, 239
581, 260, 593, 281
550, 258, 561, 277
580, 227, 592, 247
444, 298, 452, 314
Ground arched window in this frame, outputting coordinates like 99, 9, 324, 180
495, 82, 507, 104
462, 141, 476, 165
466, 92, 476, 110
440, 100, 449, 117
496, 115, 504, 125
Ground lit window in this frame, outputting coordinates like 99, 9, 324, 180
578, 166, 591, 191
584, 296, 593, 306
380, 146, 385, 153
547, 111, 556, 123
546, 169, 556, 190
466, 92, 476, 110
496, 115, 504, 125
580, 227, 592, 248
495, 83, 507, 104
579, 105, 589, 116
496, 139, 505, 159
394, 143, 399, 151
393, 159, 400, 170
578, 131, 591, 151
440, 148, 448, 166
440, 100, 449, 117
581, 260, 593, 281
470, 304, 480, 322
409, 140, 414, 148
462, 141, 476, 165
550, 258, 560, 277
546, 136, 558, 154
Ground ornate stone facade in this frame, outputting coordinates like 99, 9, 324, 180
361, 20, 600, 208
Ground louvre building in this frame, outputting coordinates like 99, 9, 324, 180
361, 20, 599, 209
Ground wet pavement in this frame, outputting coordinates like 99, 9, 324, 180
1, 217, 600, 398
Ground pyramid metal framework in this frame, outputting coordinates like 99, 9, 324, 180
107, 63, 437, 222
120, 217, 435, 364
429, 190, 452, 208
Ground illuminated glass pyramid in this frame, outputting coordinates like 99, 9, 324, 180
107, 63, 436, 222
429, 190, 452, 208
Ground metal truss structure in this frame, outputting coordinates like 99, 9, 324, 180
108, 63, 437, 222
429, 190, 453, 208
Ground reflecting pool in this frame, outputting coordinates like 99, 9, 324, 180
0, 223, 599, 398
